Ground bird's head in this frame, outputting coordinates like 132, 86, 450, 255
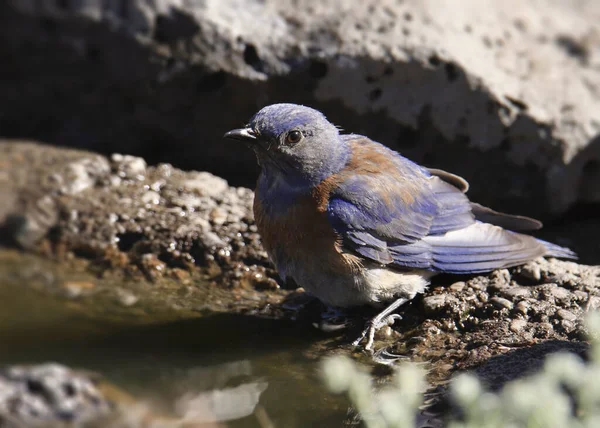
224, 103, 350, 187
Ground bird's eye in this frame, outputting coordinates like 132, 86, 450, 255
285, 130, 303, 144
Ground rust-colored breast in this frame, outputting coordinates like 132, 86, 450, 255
253, 192, 361, 276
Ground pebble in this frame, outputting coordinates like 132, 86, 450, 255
500, 285, 531, 299
181, 172, 228, 197
423, 294, 447, 312
556, 308, 578, 322
560, 320, 576, 333
112, 154, 147, 179
489, 269, 511, 288
142, 190, 161, 205
490, 296, 514, 310
468, 278, 488, 290
63, 280, 96, 298
588, 295, 600, 310
538, 322, 554, 334
510, 318, 527, 333
546, 286, 572, 301
449, 281, 465, 292
423, 294, 457, 313
60, 157, 111, 195
520, 262, 542, 281
515, 300, 530, 315
116, 289, 139, 307
210, 208, 228, 225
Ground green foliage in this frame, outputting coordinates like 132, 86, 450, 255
322, 313, 600, 428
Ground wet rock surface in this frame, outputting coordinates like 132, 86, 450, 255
0, 141, 280, 304
2, 0, 600, 217
378, 259, 600, 375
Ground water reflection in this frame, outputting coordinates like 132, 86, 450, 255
0, 279, 349, 427
174, 361, 268, 423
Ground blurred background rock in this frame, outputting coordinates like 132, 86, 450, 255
2, 0, 599, 220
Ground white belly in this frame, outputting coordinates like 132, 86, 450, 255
287, 261, 435, 308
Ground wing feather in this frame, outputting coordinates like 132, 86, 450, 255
326, 136, 576, 273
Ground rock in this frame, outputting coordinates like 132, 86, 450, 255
499, 285, 531, 300
116, 288, 139, 307
588, 295, 600, 311
0, 142, 111, 249
0, 141, 598, 395
449, 281, 466, 292
490, 296, 514, 310
545, 285, 574, 302
0, 364, 113, 426
519, 262, 542, 282
111, 154, 147, 180
472, 341, 588, 390
489, 269, 512, 290
509, 318, 527, 333
0, 141, 274, 293
515, 300, 530, 315
1, 0, 600, 217
556, 308, 578, 322
62, 280, 96, 298
181, 172, 230, 199
423, 294, 454, 314
393, 257, 599, 371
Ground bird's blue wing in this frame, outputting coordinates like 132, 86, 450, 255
326, 136, 575, 273
325, 136, 473, 267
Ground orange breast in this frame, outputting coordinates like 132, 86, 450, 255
253, 192, 361, 277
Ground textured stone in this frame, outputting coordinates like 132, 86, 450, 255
490, 296, 514, 310
1, 0, 600, 217
0, 364, 113, 426
423, 294, 453, 313
0, 141, 277, 293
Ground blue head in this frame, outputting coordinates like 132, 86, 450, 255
224, 104, 350, 188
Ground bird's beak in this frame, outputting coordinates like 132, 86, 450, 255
223, 127, 257, 143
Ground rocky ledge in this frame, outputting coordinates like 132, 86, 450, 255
1, 140, 598, 348
0, 140, 277, 293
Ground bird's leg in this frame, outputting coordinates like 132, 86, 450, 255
352, 297, 410, 352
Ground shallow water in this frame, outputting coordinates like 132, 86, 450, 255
0, 249, 350, 427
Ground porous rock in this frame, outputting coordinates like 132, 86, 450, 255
0, 141, 276, 292
0, 363, 113, 427
397, 258, 600, 369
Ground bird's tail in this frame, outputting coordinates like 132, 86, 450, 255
538, 238, 578, 260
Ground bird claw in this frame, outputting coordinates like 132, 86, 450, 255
352, 313, 403, 352
372, 346, 405, 365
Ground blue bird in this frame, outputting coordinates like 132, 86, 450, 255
224, 103, 577, 351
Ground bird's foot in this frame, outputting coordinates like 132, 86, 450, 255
352, 313, 403, 352
314, 306, 351, 332
372, 346, 406, 365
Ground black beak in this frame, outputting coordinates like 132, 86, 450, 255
223, 127, 257, 142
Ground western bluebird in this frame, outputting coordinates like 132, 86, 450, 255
224, 103, 577, 351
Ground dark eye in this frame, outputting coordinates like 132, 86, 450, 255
285, 130, 303, 144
